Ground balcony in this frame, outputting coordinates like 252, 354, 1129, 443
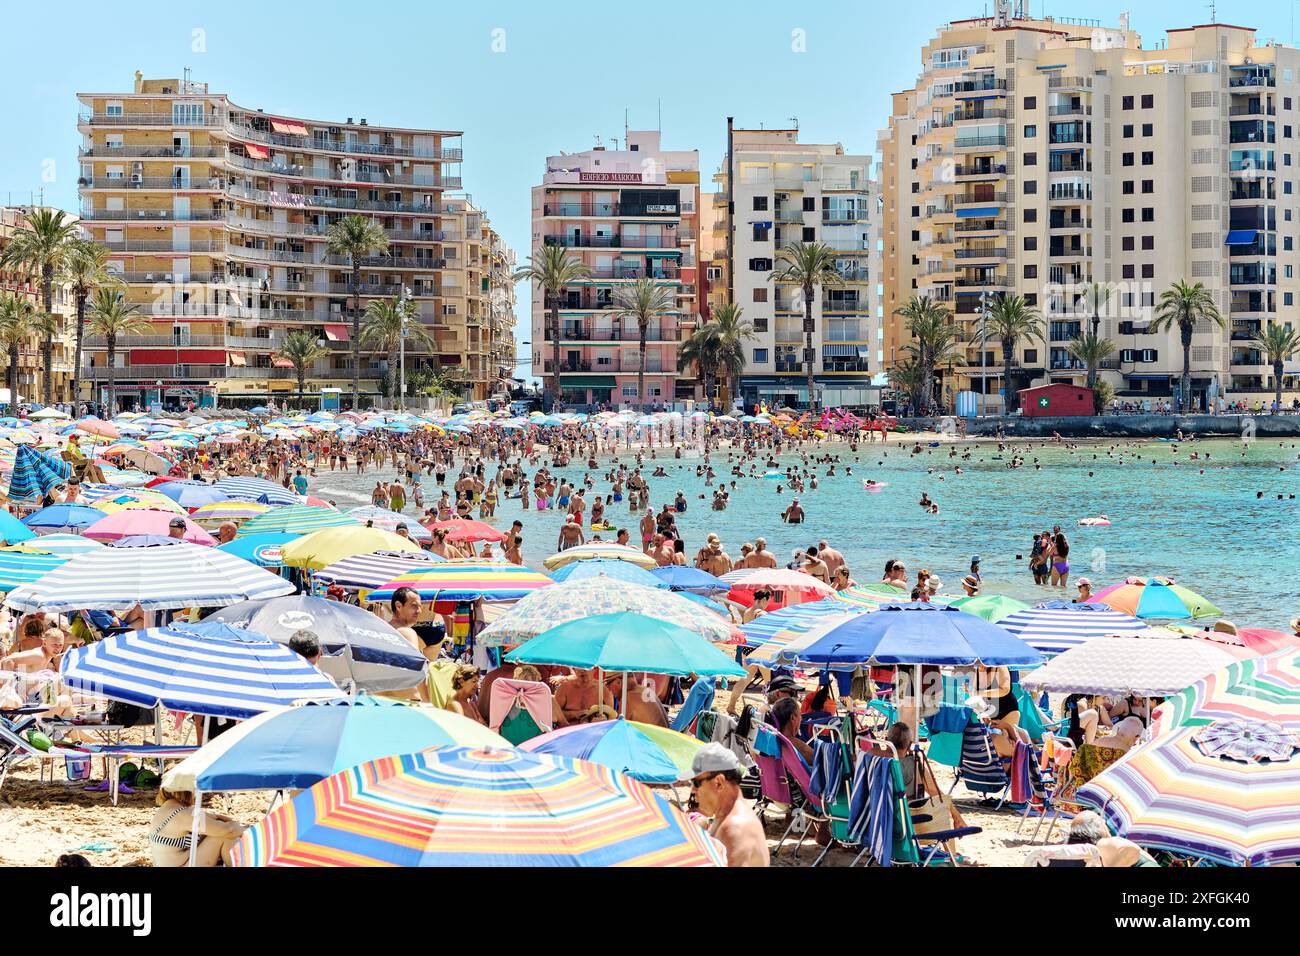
1049, 244, 1092, 258
954, 134, 1007, 150
110, 270, 227, 284
1047, 76, 1092, 91
226, 184, 451, 214
954, 246, 1008, 259
83, 334, 227, 349
1229, 102, 1277, 117
954, 78, 1007, 95
1048, 104, 1092, 117
80, 176, 224, 191
582, 264, 680, 281
953, 163, 1007, 179
542, 234, 681, 249
1049, 125, 1088, 145
227, 121, 461, 161
954, 108, 1009, 122
1228, 75, 1275, 89
79, 111, 221, 128
1048, 159, 1091, 174
1048, 185, 1092, 202
954, 192, 1008, 206
821, 209, 870, 224
100, 240, 225, 254
547, 326, 677, 343
84, 364, 228, 381
1230, 266, 1275, 286
955, 275, 1012, 288
80, 208, 222, 221
954, 220, 1008, 233
225, 153, 458, 186
543, 359, 669, 374
80, 145, 226, 159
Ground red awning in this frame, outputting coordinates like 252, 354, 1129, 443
270, 119, 308, 137
272, 358, 294, 368
324, 323, 350, 342
244, 142, 270, 160
229, 351, 247, 367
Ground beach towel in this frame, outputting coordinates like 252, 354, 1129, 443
808, 737, 845, 807
488, 678, 552, 741
847, 755, 895, 865
670, 679, 714, 734
958, 721, 1009, 794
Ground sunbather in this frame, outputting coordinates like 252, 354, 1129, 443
1062, 694, 1144, 752
690, 743, 767, 867
150, 789, 246, 867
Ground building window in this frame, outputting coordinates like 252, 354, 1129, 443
752, 288, 768, 302
752, 224, 769, 242
1141, 94, 1154, 109
1023, 180, 1038, 195
1024, 209, 1037, 223
1142, 208, 1154, 222
1023, 152, 1037, 166
753, 348, 769, 363
802, 226, 816, 242
1123, 264, 1136, 279
752, 196, 768, 211
1287, 292, 1295, 306
1024, 96, 1037, 110
1023, 349, 1037, 364
1122, 208, 1135, 223
1142, 123, 1154, 137
748, 258, 772, 271
1123, 124, 1134, 138
1122, 153, 1135, 167
1024, 265, 1038, 279
1122, 236, 1135, 251
1024, 125, 1037, 138
802, 196, 816, 212
1122, 96, 1134, 110
1142, 180, 1154, 193
1123, 181, 1135, 195
106, 101, 124, 116
1142, 264, 1155, 279
1023, 236, 1038, 251
1140, 349, 1158, 363
1024, 294, 1038, 306
1142, 151, 1154, 165
1142, 235, 1155, 250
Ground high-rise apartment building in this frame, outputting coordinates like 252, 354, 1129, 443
529, 131, 699, 408
0, 206, 77, 403
715, 124, 882, 410
76, 72, 510, 408
880, 10, 1300, 410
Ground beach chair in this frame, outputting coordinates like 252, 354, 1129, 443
805, 726, 857, 866
1033, 742, 1127, 843
670, 678, 715, 734
1024, 844, 1103, 867
0, 722, 90, 793
91, 743, 201, 804
751, 731, 827, 858
1018, 734, 1075, 843
947, 720, 1012, 806
849, 752, 983, 867
488, 678, 553, 745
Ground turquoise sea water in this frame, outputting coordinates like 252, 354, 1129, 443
308, 436, 1300, 630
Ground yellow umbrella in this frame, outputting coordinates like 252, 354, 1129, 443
542, 542, 658, 571
93, 492, 186, 516
281, 526, 424, 571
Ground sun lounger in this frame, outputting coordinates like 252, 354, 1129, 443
1024, 844, 1103, 867
0, 722, 91, 792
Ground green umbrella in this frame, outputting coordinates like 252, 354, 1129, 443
948, 594, 1031, 623
505, 612, 746, 679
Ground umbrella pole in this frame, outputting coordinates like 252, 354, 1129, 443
912, 664, 923, 740
187, 789, 202, 868
621, 671, 629, 718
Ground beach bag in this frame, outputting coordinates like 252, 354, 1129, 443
64, 754, 91, 781
906, 751, 955, 835
107, 700, 153, 728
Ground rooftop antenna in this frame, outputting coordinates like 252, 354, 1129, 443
789, 116, 799, 130
624, 108, 629, 144
1208, 0, 1216, 23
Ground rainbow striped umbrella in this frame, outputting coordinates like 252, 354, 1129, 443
1152, 651, 1300, 740
190, 500, 271, 529
741, 597, 872, 664
365, 560, 554, 603
237, 505, 358, 537
232, 747, 725, 867
834, 583, 921, 609
1078, 719, 1300, 866
1093, 577, 1222, 621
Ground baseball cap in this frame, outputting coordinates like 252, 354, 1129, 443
971, 555, 981, 564
168, 517, 186, 529
691, 742, 741, 777
1077, 577, 1092, 588
768, 674, 801, 696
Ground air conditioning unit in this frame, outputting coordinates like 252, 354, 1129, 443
130, 173, 143, 185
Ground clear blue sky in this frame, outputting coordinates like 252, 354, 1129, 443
2, 0, 1295, 379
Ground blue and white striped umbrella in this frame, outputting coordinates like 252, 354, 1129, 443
998, 600, 1151, 658
213, 476, 302, 506
313, 550, 443, 591
0, 547, 67, 592
80, 482, 133, 504
59, 621, 343, 719
6, 444, 71, 502
24, 533, 105, 557
2, 540, 295, 613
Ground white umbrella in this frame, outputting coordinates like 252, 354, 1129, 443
1021, 633, 1239, 698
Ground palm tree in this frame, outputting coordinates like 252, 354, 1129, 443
1078, 281, 1116, 339
87, 288, 148, 415
982, 294, 1045, 414
359, 296, 435, 406
0, 293, 38, 412
513, 246, 590, 410
1068, 332, 1117, 411
1248, 322, 1300, 414
0, 208, 78, 405
770, 241, 842, 409
60, 239, 117, 410
709, 303, 757, 406
612, 277, 677, 411
887, 358, 924, 410
276, 329, 332, 407
325, 215, 389, 410
895, 296, 962, 413
677, 324, 721, 406
1151, 281, 1225, 413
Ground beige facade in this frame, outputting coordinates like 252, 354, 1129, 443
715, 126, 882, 409
879, 14, 1300, 410
0, 206, 77, 403
76, 72, 508, 408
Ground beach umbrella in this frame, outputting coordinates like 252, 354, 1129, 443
548, 558, 662, 588
237, 504, 358, 537
506, 612, 745, 679
189, 500, 271, 529
728, 567, 835, 602
678, 591, 731, 615
208, 594, 427, 692
520, 718, 705, 784
429, 518, 508, 543
6, 444, 71, 503
233, 747, 725, 867
313, 550, 444, 591
212, 476, 301, 506
83, 509, 216, 546
1077, 719, 1300, 866
996, 600, 1150, 658
648, 565, 729, 594
542, 542, 657, 571
161, 696, 506, 793
947, 594, 1031, 623
21, 504, 104, 533
25, 533, 103, 557
832, 582, 915, 608
1177, 626, 1300, 658
480, 578, 742, 648
152, 480, 227, 510
217, 532, 299, 568
1093, 577, 1222, 621
0, 508, 38, 545
0, 546, 67, 592
280, 526, 423, 571
29, 407, 69, 420
365, 560, 554, 603
92, 491, 186, 515
112, 446, 172, 475
3, 540, 295, 613
345, 506, 432, 542
774, 603, 1044, 671
1152, 651, 1300, 739
59, 621, 343, 720
109, 535, 187, 548
1020, 634, 1239, 698
741, 598, 872, 664
75, 418, 120, 439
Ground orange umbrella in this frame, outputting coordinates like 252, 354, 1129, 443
430, 518, 508, 543
76, 419, 120, 439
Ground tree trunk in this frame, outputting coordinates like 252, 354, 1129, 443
638, 319, 648, 412
5, 344, 15, 412
298, 370, 306, 403
1091, 307, 1100, 340
1180, 324, 1193, 413
803, 283, 816, 410
1274, 359, 1284, 414
42, 266, 54, 406
1003, 337, 1016, 414
549, 295, 561, 411
350, 261, 362, 411
72, 293, 86, 413
388, 341, 400, 407
106, 335, 116, 415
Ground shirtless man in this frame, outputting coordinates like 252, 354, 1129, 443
782, 498, 805, 524
639, 509, 657, 553
801, 546, 830, 585
503, 534, 524, 565
749, 537, 778, 569
556, 515, 585, 552
553, 667, 615, 726
621, 672, 669, 727
386, 586, 430, 661
697, 535, 733, 576
690, 743, 768, 867
817, 539, 846, 578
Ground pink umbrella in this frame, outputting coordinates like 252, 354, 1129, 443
727, 567, 835, 607
1193, 627, 1300, 657
76, 419, 120, 439
82, 509, 217, 546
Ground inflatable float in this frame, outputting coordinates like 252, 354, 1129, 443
862, 480, 889, 493
1078, 515, 1112, 526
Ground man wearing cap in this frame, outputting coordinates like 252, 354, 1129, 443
690, 742, 768, 867
167, 517, 187, 540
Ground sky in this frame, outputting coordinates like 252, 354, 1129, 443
2, 0, 1296, 380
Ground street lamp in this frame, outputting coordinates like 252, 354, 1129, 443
397, 285, 411, 411
979, 291, 991, 417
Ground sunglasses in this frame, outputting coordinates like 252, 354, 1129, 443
690, 772, 720, 790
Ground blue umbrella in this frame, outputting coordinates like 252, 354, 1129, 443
648, 565, 728, 594
22, 504, 104, 532
0, 508, 38, 545
520, 718, 682, 784
677, 591, 731, 616
153, 480, 226, 509
213, 476, 300, 506
775, 602, 1044, 671
7, 444, 71, 504
548, 558, 662, 587
0, 547, 67, 592
217, 532, 299, 568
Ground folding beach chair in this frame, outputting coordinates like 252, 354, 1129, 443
751, 730, 827, 860
0, 722, 90, 793
670, 678, 715, 734
488, 678, 553, 746
1032, 742, 1127, 843
1024, 844, 1103, 867
948, 719, 1012, 806
849, 752, 982, 867
1017, 734, 1076, 843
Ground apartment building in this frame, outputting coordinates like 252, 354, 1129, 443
487, 226, 518, 392
529, 131, 699, 408
716, 124, 882, 410
879, 8, 1300, 410
75, 72, 486, 409
0, 206, 77, 403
